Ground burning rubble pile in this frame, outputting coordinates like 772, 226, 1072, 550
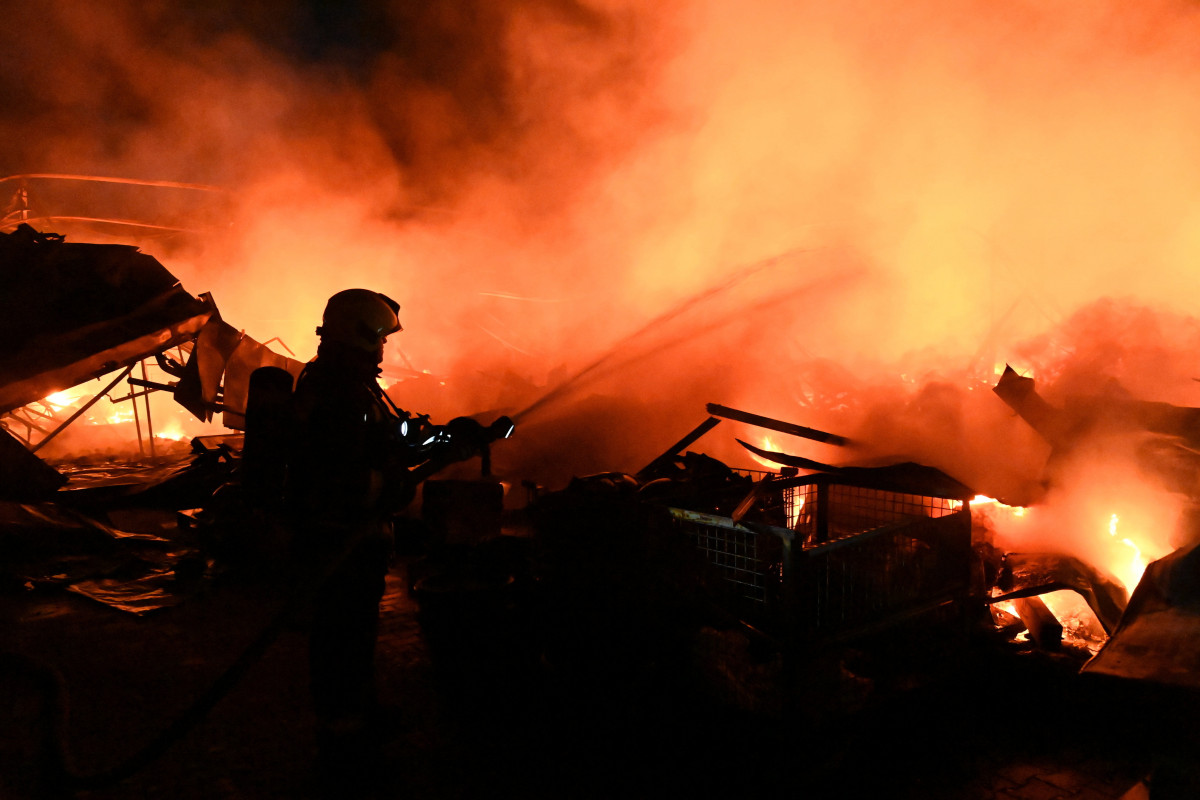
0, 222, 298, 608
1, 218, 1199, 714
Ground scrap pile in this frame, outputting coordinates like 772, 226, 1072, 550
2, 220, 1199, 716
0, 224, 296, 612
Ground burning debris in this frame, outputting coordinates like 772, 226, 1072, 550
0, 230, 1190, 696
399, 402, 978, 723
2, 215, 1200, 800
478, 379, 1200, 721
0, 223, 303, 495
0, 222, 215, 492
1085, 539, 1200, 687
0, 225, 517, 621
0, 223, 305, 612
9, 1, 1200, 794
0, 223, 214, 417
994, 364, 1200, 498
990, 551, 1126, 635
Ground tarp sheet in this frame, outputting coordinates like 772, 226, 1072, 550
1084, 541, 1200, 687
0, 498, 199, 614
0, 449, 241, 613
171, 316, 304, 429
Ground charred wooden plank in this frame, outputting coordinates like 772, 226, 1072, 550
636, 416, 721, 478
735, 439, 837, 472
994, 364, 1200, 449
706, 403, 849, 446
993, 365, 1082, 447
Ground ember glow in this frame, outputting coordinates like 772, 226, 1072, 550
1040, 590, 1107, 654
104, 408, 135, 427
153, 424, 189, 443
974, 486, 1171, 597
18, 368, 221, 461
43, 390, 84, 410
749, 436, 784, 469
1107, 513, 1149, 595
786, 490, 806, 531
994, 592, 1107, 654
955, 496, 1025, 518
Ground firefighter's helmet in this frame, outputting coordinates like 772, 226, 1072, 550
316, 289, 402, 352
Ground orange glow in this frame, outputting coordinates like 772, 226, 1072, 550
983, 496, 1025, 518
786, 491, 806, 530
1106, 514, 1149, 596
995, 591, 1107, 653
1040, 590, 1107, 654
8, 1, 1200, 527
154, 424, 188, 442
956, 495, 1026, 518
102, 408, 133, 426
975, 487, 1170, 597
749, 435, 784, 469
993, 600, 1019, 618
43, 389, 84, 410
27, 370, 226, 461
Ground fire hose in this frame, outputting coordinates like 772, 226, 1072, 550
3, 415, 514, 796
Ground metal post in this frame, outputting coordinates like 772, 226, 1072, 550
30, 365, 136, 453
129, 374, 144, 456
815, 474, 830, 544
141, 360, 156, 458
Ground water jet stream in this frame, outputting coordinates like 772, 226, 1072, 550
509, 246, 855, 424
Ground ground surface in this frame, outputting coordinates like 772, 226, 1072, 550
0, 548, 1187, 800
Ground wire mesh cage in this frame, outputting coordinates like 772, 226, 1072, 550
669, 509, 776, 620
666, 471, 972, 643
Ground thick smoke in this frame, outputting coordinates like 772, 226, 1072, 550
6, 0, 1200, 561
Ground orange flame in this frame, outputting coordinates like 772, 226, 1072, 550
748, 435, 784, 469
1106, 513, 1149, 596
975, 494, 1163, 597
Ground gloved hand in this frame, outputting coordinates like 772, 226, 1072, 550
485, 416, 515, 442
442, 417, 487, 462
437, 416, 515, 463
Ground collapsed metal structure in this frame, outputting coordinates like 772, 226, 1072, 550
1, 200, 1198, 703
637, 406, 975, 648
992, 365, 1200, 688
0, 223, 301, 498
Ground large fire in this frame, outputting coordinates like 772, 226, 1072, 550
6, 3, 1200, 582
972, 493, 1168, 598
1107, 513, 1149, 594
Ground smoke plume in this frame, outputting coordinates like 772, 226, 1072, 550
6, 0, 1200, 558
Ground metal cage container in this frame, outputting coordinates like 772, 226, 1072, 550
666, 472, 973, 644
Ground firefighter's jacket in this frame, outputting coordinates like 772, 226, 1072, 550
285, 342, 405, 561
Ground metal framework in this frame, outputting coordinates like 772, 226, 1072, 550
0, 346, 196, 458
1, 173, 223, 235
665, 472, 973, 645
0, 175, 234, 458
